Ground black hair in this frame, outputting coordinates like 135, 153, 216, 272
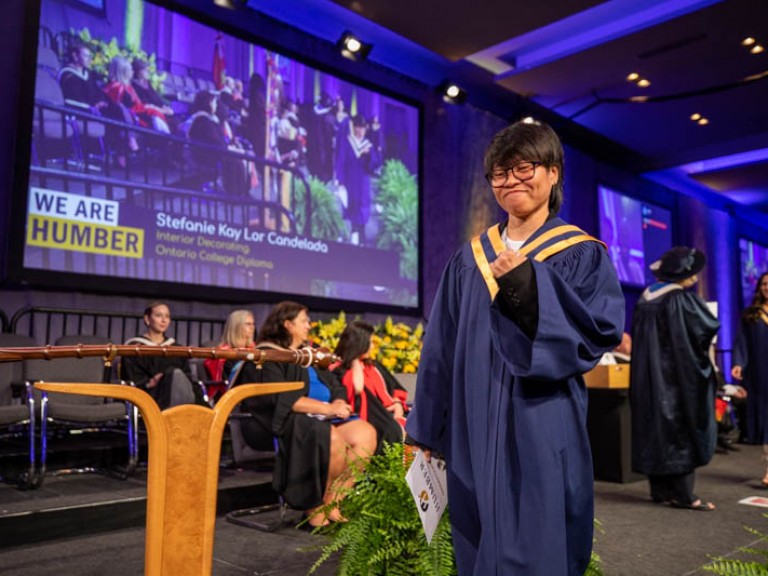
257, 301, 308, 349
334, 320, 375, 369
483, 119, 564, 214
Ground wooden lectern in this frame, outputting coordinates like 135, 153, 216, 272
34, 380, 302, 576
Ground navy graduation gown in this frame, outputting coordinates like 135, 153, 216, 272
406, 217, 624, 576
629, 284, 720, 475
732, 309, 768, 444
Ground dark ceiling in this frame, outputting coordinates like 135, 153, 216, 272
249, 0, 768, 216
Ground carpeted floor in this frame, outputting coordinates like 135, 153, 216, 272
1, 444, 768, 575
594, 442, 768, 575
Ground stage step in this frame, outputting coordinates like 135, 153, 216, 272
0, 465, 276, 549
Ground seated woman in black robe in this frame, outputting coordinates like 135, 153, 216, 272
229, 301, 376, 527
331, 320, 407, 452
121, 301, 206, 410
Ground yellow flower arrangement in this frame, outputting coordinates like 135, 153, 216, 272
73, 27, 167, 92
310, 313, 423, 373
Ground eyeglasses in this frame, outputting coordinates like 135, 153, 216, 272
486, 161, 542, 187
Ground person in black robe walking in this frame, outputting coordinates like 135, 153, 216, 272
630, 246, 720, 510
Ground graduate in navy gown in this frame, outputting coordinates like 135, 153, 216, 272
334, 114, 381, 245
731, 272, 768, 484
630, 246, 720, 510
405, 120, 624, 575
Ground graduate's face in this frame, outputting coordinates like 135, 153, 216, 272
491, 161, 558, 221
284, 310, 311, 349
145, 305, 171, 335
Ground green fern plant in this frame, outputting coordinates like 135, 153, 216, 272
374, 159, 418, 280
309, 442, 456, 576
294, 176, 349, 241
309, 442, 604, 575
703, 517, 768, 575
586, 519, 605, 576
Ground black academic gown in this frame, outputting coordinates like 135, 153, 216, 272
231, 349, 347, 511
406, 217, 624, 576
630, 283, 720, 476
732, 309, 768, 444
120, 336, 200, 409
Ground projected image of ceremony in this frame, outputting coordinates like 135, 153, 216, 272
26, 0, 420, 308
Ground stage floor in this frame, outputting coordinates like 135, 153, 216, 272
2, 444, 768, 575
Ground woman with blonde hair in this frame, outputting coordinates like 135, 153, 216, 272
204, 310, 256, 382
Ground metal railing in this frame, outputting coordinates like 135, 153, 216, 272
10, 306, 225, 347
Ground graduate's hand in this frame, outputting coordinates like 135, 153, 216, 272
421, 448, 432, 462
490, 249, 527, 278
731, 365, 743, 381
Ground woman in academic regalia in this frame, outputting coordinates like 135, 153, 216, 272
630, 246, 720, 510
732, 272, 768, 484
229, 301, 377, 527
332, 320, 408, 452
121, 301, 205, 409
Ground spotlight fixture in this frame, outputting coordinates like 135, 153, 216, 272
439, 81, 467, 105
689, 112, 709, 125
212, 0, 247, 9
337, 31, 372, 61
626, 72, 651, 88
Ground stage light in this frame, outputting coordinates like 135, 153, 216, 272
212, 0, 247, 9
337, 31, 372, 61
439, 81, 467, 104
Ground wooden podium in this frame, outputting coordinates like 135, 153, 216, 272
583, 364, 629, 389
583, 363, 643, 483
34, 380, 302, 576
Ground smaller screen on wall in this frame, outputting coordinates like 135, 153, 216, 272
597, 185, 673, 287
738, 238, 768, 307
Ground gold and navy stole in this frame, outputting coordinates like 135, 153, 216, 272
470, 222, 604, 299
760, 305, 768, 326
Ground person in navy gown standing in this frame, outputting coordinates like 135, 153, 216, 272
405, 119, 625, 575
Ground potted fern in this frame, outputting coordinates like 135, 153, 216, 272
703, 515, 768, 574
308, 443, 604, 576
309, 442, 456, 575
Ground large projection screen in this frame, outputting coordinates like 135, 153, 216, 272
13, 0, 421, 312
